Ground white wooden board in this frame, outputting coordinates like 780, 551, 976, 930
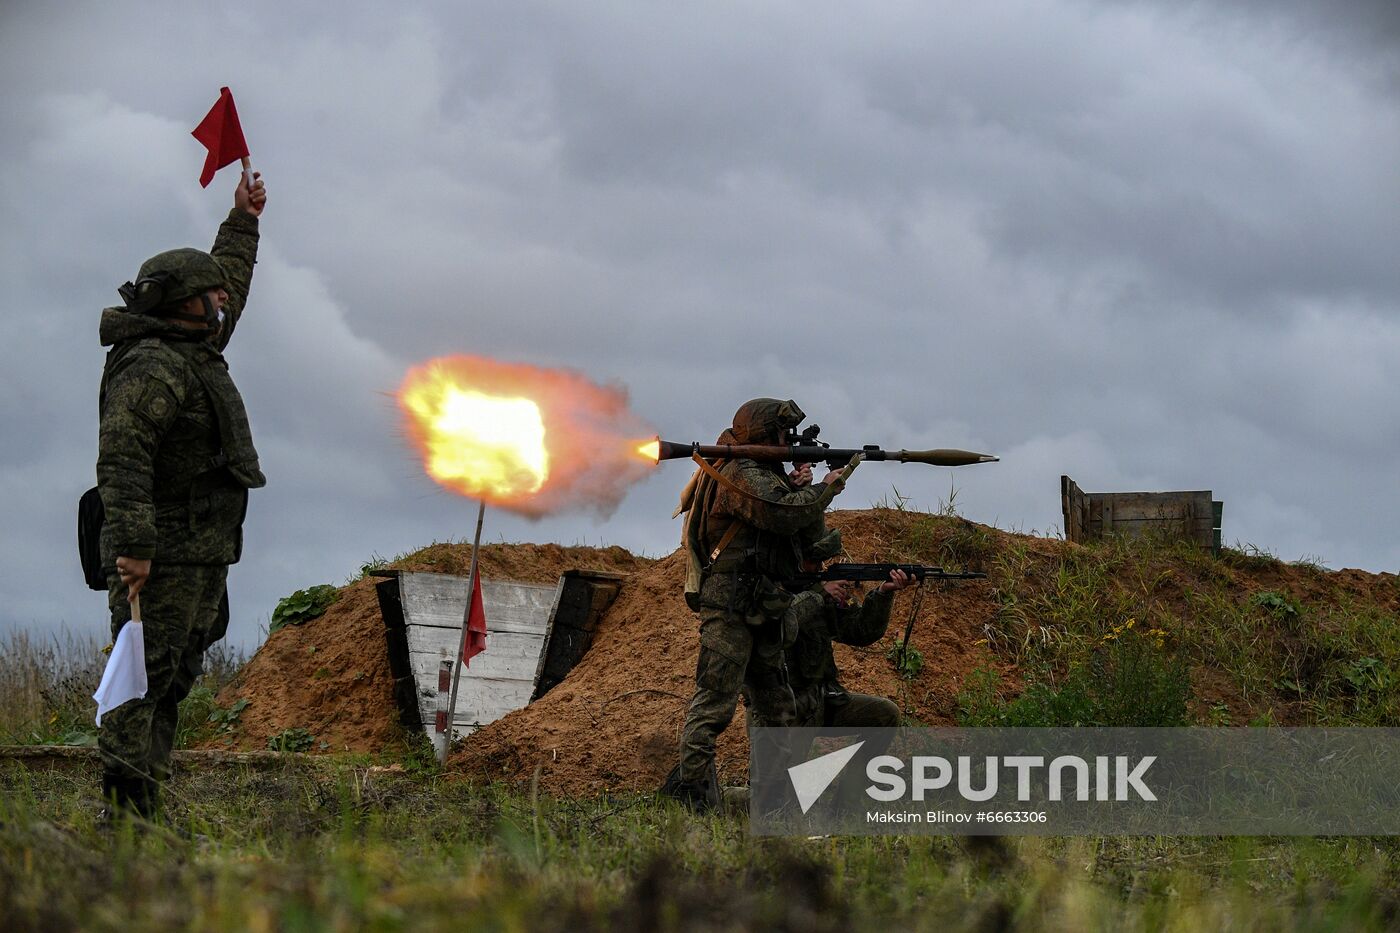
396, 571, 562, 734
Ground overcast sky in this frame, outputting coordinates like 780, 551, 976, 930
2, 1, 1397, 649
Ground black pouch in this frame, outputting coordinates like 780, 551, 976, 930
78, 486, 107, 591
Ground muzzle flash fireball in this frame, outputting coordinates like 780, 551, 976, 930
397, 355, 656, 518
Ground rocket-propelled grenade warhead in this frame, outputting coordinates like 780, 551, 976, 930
648, 439, 998, 468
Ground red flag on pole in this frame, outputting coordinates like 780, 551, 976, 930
191, 87, 250, 188
463, 572, 488, 667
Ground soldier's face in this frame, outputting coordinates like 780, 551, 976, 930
176, 288, 229, 334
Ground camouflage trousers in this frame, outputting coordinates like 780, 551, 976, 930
100, 563, 228, 797
793, 688, 900, 730
678, 615, 797, 784
783, 687, 901, 810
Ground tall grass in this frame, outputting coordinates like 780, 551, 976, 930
0, 629, 108, 745
0, 628, 248, 747
887, 511, 1400, 728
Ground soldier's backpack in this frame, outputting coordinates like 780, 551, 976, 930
78, 486, 106, 591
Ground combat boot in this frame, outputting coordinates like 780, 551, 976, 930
99, 773, 159, 822
99, 773, 140, 823
660, 762, 720, 814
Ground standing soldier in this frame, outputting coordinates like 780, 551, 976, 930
663, 398, 858, 812
95, 173, 267, 817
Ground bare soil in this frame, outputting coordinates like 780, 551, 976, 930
212, 509, 1400, 798
451, 510, 1014, 796
209, 543, 653, 753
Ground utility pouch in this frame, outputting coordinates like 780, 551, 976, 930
78, 486, 106, 591
745, 576, 794, 627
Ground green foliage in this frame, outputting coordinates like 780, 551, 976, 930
885, 644, 923, 680
0, 630, 107, 746
1343, 657, 1395, 694
269, 584, 340, 633
175, 685, 220, 746
1220, 542, 1283, 573
1252, 590, 1301, 620
958, 627, 1192, 727
177, 687, 251, 747
268, 727, 315, 753
58, 730, 98, 747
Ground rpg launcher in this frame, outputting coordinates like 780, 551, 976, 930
792, 563, 988, 588
652, 424, 998, 471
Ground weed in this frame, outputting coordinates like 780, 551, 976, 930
1252, 590, 1301, 620
871, 486, 913, 511
268, 727, 316, 752
355, 551, 389, 580
1221, 542, 1282, 573
269, 584, 340, 633
886, 644, 924, 679
958, 628, 1192, 727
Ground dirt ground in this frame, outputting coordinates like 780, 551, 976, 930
210, 543, 654, 753
214, 509, 1399, 796
450, 510, 1009, 795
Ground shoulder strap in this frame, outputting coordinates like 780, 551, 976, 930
690, 453, 814, 510
708, 521, 743, 563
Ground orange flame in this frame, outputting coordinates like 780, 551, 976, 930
397, 356, 656, 517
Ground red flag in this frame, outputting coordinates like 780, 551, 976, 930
191, 87, 250, 188
463, 572, 488, 667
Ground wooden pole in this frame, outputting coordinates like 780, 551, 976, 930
439, 499, 486, 764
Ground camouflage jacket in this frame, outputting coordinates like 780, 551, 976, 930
96, 209, 263, 566
694, 460, 837, 619
788, 587, 894, 695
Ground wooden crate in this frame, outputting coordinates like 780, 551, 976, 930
1062, 475, 1222, 553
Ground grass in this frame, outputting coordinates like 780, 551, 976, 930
6, 758, 1400, 931
0, 628, 248, 749
8, 512, 1400, 928
881, 510, 1400, 730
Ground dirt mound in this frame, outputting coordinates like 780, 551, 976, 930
211, 543, 653, 753
449, 508, 1400, 796
214, 508, 1400, 793
451, 510, 1011, 796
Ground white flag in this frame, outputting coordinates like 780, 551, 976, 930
94, 621, 148, 726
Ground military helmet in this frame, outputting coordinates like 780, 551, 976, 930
120, 248, 228, 315
729, 398, 806, 444
805, 528, 843, 562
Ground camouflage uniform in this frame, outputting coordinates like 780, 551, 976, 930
780, 581, 900, 730
751, 530, 901, 812
96, 208, 264, 814
669, 399, 848, 808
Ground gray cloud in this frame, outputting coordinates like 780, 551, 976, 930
2, 0, 1396, 649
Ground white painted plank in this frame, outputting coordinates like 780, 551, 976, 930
397, 572, 555, 635
409, 633, 544, 674
393, 571, 558, 737
407, 653, 537, 727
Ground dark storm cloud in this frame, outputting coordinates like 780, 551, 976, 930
1, 1, 1397, 648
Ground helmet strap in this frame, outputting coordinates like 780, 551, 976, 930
159, 294, 220, 330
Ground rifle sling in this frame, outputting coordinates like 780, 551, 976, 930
708, 522, 742, 564
689, 453, 821, 510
